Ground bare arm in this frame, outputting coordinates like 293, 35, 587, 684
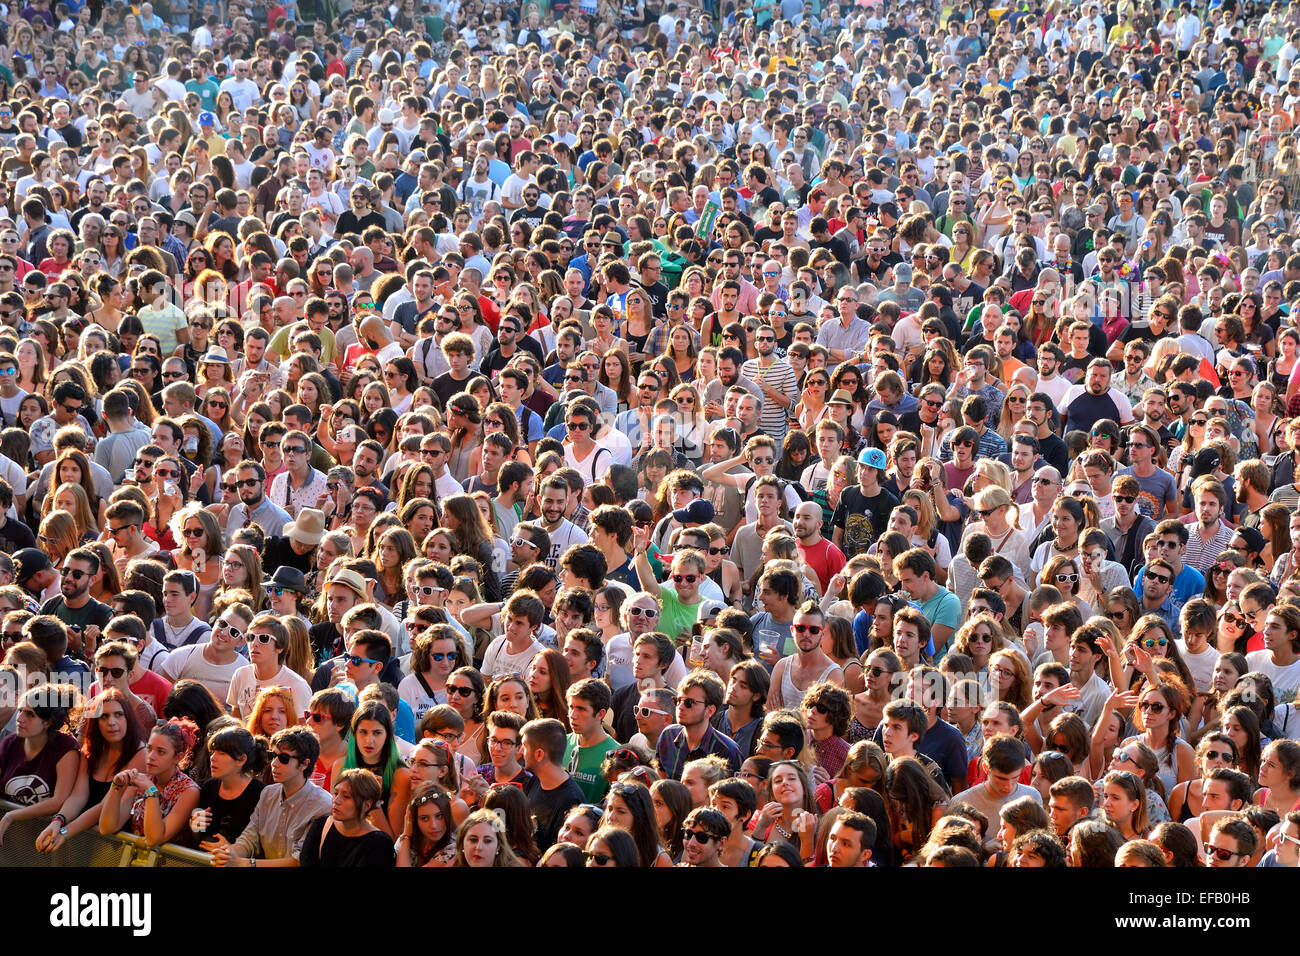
698, 453, 751, 489
632, 526, 662, 598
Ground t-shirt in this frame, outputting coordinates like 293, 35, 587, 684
563, 732, 620, 803
1115, 466, 1178, 520
658, 587, 705, 642
226, 663, 313, 718
0, 730, 76, 805
481, 637, 544, 679
918, 718, 969, 791
797, 536, 847, 592
1179, 643, 1219, 696
917, 588, 962, 650
524, 773, 585, 851
949, 780, 1041, 822
160, 644, 245, 705
832, 485, 900, 558
192, 777, 265, 846
299, 816, 395, 867
39, 595, 112, 636
1247, 650, 1300, 704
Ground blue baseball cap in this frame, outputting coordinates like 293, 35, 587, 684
199, 111, 216, 127
858, 447, 887, 471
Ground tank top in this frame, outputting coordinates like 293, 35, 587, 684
779, 659, 839, 709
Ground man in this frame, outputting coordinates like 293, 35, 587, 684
1047, 776, 1094, 841
877, 697, 948, 788
832, 448, 899, 559
479, 311, 544, 380
521, 717, 585, 851
719, 660, 767, 759
656, 669, 742, 779
742, 323, 798, 441
562, 678, 619, 802
1247, 602, 1300, 701
825, 811, 876, 868
895, 548, 961, 658
793, 500, 846, 593
160, 602, 250, 704
587, 505, 636, 591
341, 629, 416, 741
537, 475, 588, 570
610, 631, 678, 740
633, 530, 706, 642
104, 499, 159, 577
211, 727, 331, 867
677, 807, 730, 867
947, 346, 1004, 428
1061, 358, 1136, 434
767, 601, 844, 710
1137, 557, 1183, 636
1185, 478, 1235, 572
41, 547, 112, 637
479, 710, 532, 788
30, 381, 92, 465
481, 590, 546, 678
268, 431, 328, 518
1205, 816, 1257, 868
225, 459, 291, 542
815, 287, 870, 365
227, 613, 313, 720
1137, 519, 1205, 606
92, 389, 149, 483
1115, 425, 1178, 521
1065, 628, 1113, 727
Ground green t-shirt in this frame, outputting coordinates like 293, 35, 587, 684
185, 78, 220, 113
658, 587, 704, 643
563, 733, 619, 803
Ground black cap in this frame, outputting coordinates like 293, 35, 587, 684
12, 548, 50, 584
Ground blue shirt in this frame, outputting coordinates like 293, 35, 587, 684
656, 722, 741, 780
1134, 563, 1205, 608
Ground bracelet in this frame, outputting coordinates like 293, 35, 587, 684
143, 786, 160, 800
249, 857, 256, 868
50, 813, 66, 827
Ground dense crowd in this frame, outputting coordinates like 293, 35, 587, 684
0, 0, 1299, 869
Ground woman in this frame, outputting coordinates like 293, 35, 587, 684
98, 718, 200, 847
216, 544, 264, 614
964, 485, 1029, 576
44, 449, 106, 531
171, 505, 223, 622
1031, 497, 1085, 585
452, 807, 525, 867
34, 689, 146, 852
1223, 705, 1264, 782
340, 701, 412, 838
398, 626, 462, 722
884, 755, 948, 865
439, 670, 484, 767
661, 326, 696, 382
1124, 681, 1196, 794
952, 613, 1005, 679
299, 768, 395, 867
440, 493, 502, 600
587, 305, 629, 357
525, 648, 572, 729
751, 759, 819, 860
793, 367, 830, 431
189, 726, 265, 849
1101, 769, 1150, 840
396, 783, 457, 867
988, 649, 1033, 711
405, 737, 470, 825
46, 483, 97, 541
446, 393, 483, 484
994, 794, 1050, 863
246, 686, 294, 747
602, 779, 673, 866
0, 684, 81, 842
1167, 733, 1239, 823
372, 526, 417, 608
600, 347, 633, 412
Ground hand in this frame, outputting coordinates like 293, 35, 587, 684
204, 833, 232, 864
793, 809, 817, 833
1041, 683, 1082, 708
809, 765, 830, 788
826, 572, 846, 596
631, 524, 650, 553
755, 801, 781, 830
1096, 635, 1114, 657
128, 769, 152, 791
189, 467, 205, 495
315, 491, 331, 510
112, 769, 136, 790
759, 643, 781, 667
35, 819, 65, 853
82, 624, 100, 658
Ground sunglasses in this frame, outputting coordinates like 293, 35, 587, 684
1140, 637, 1169, 649
447, 685, 475, 698
792, 624, 823, 635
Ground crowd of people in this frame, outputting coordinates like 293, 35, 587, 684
0, 0, 1298, 869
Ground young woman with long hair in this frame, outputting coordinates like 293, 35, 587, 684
340, 701, 412, 838
525, 648, 572, 730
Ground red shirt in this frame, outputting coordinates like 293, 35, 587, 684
798, 535, 847, 593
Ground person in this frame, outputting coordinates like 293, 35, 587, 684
768, 601, 844, 710
226, 613, 312, 721
188, 726, 266, 849
826, 810, 877, 868
208, 727, 332, 867
678, 806, 730, 867
299, 768, 396, 867
562, 678, 619, 802
657, 670, 742, 780
950, 735, 1041, 822
0, 684, 80, 841
98, 718, 200, 847
520, 717, 585, 852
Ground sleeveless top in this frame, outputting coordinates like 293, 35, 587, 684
779, 659, 839, 709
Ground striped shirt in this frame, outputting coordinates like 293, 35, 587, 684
742, 357, 798, 441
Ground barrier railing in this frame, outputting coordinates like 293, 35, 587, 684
0, 800, 212, 868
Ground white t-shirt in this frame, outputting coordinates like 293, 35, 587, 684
1179, 643, 1220, 695
481, 637, 544, 679
397, 672, 444, 723
226, 663, 312, 718
160, 644, 245, 705
1246, 650, 1300, 702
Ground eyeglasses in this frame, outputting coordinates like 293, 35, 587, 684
681, 828, 717, 844
792, 624, 823, 635
447, 685, 475, 699
1145, 573, 1171, 586
346, 654, 381, 667
1138, 700, 1166, 714
97, 665, 125, 679
272, 752, 300, 766
672, 574, 698, 584
248, 633, 278, 645
627, 606, 659, 618
1202, 843, 1243, 863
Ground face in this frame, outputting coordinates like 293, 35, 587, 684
495, 679, 530, 718
462, 822, 499, 866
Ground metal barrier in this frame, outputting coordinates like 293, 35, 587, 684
0, 799, 212, 868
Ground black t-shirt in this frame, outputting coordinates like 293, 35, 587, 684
0, 516, 35, 555
39, 595, 112, 635
832, 485, 900, 558
299, 816, 395, 867
393, 300, 438, 337
261, 536, 315, 577
479, 339, 545, 380
190, 777, 265, 846
431, 370, 473, 410
524, 774, 584, 851
334, 210, 387, 237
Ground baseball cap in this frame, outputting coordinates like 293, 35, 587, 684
198, 111, 216, 127
858, 447, 887, 470
12, 548, 50, 584
673, 499, 715, 525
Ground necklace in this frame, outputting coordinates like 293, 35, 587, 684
161, 617, 191, 644
772, 820, 792, 840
